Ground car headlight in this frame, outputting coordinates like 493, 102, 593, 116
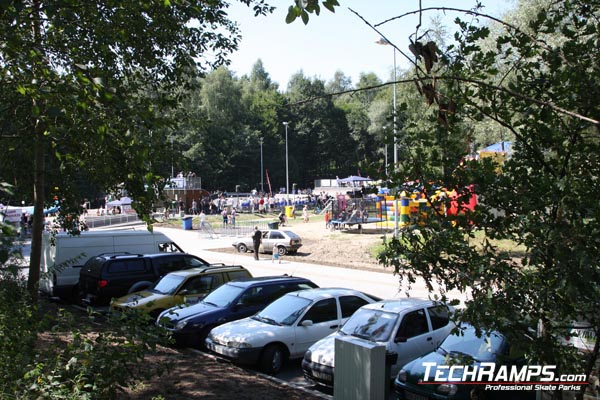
397, 369, 407, 382
175, 320, 189, 330
304, 350, 312, 361
227, 341, 252, 349
437, 383, 458, 396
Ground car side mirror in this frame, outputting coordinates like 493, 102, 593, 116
394, 336, 407, 343
179, 289, 189, 295
300, 320, 313, 327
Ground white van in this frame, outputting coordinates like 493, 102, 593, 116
40, 229, 182, 299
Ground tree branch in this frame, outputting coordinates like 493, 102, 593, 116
288, 76, 600, 126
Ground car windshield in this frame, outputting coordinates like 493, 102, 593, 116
201, 283, 244, 308
254, 294, 311, 326
340, 308, 398, 342
439, 327, 504, 362
152, 274, 186, 295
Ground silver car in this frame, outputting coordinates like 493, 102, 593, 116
233, 229, 302, 256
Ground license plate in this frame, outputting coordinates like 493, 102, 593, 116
405, 391, 428, 400
313, 371, 331, 382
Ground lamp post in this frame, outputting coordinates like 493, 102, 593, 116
170, 136, 174, 179
377, 38, 399, 237
383, 125, 389, 179
376, 38, 398, 170
282, 122, 289, 204
259, 137, 264, 193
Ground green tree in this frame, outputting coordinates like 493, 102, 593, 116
289, 0, 600, 390
379, 0, 600, 388
0, 0, 273, 299
286, 72, 356, 186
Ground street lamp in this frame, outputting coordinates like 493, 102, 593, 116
282, 122, 289, 204
259, 137, 264, 193
383, 125, 389, 179
376, 38, 399, 237
376, 38, 398, 169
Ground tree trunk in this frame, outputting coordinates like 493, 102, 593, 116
26, 0, 45, 303
27, 124, 45, 302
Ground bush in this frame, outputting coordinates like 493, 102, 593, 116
0, 221, 171, 400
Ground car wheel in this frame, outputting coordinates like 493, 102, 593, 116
260, 344, 286, 375
277, 246, 287, 256
237, 243, 248, 253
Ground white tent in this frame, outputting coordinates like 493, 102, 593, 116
106, 197, 132, 206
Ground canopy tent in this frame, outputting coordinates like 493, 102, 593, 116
337, 175, 373, 184
106, 197, 132, 207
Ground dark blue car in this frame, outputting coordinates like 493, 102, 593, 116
156, 275, 318, 348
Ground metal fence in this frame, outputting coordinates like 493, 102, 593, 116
82, 213, 141, 229
199, 218, 274, 237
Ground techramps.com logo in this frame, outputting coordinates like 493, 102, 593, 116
420, 362, 588, 392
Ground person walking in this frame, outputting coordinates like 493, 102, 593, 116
252, 226, 262, 260
199, 210, 206, 229
302, 205, 309, 223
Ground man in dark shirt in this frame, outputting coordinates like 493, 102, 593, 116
252, 226, 262, 260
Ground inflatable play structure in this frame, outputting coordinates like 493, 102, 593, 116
327, 185, 477, 231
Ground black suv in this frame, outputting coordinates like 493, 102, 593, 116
157, 275, 318, 348
79, 252, 215, 306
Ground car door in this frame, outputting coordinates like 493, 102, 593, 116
388, 308, 434, 377
260, 231, 273, 253
267, 230, 286, 252
178, 274, 223, 305
426, 304, 452, 348
294, 297, 340, 358
228, 284, 274, 321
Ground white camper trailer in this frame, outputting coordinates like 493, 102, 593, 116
40, 230, 182, 299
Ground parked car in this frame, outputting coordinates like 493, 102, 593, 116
41, 229, 182, 300
110, 265, 251, 318
302, 298, 454, 388
157, 275, 318, 348
394, 324, 532, 400
232, 229, 302, 256
206, 288, 380, 374
78, 252, 213, 306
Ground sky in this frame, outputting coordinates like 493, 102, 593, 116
225, 0, 515, 90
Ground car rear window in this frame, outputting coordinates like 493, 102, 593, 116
282, 231, 300, 239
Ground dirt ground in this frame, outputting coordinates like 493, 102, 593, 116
217, 216, 394, 271
113, 217, 392, 399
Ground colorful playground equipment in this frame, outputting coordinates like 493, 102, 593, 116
327, 185, 478, 231
376, 186, 477, 227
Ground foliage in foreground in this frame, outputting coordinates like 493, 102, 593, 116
377, 0, 600, 393
0, 223, 171, 400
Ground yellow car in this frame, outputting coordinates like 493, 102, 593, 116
110, 265, 251, 318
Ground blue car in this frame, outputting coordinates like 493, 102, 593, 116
394, 324, 534, 400
157, 275, 318, 348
